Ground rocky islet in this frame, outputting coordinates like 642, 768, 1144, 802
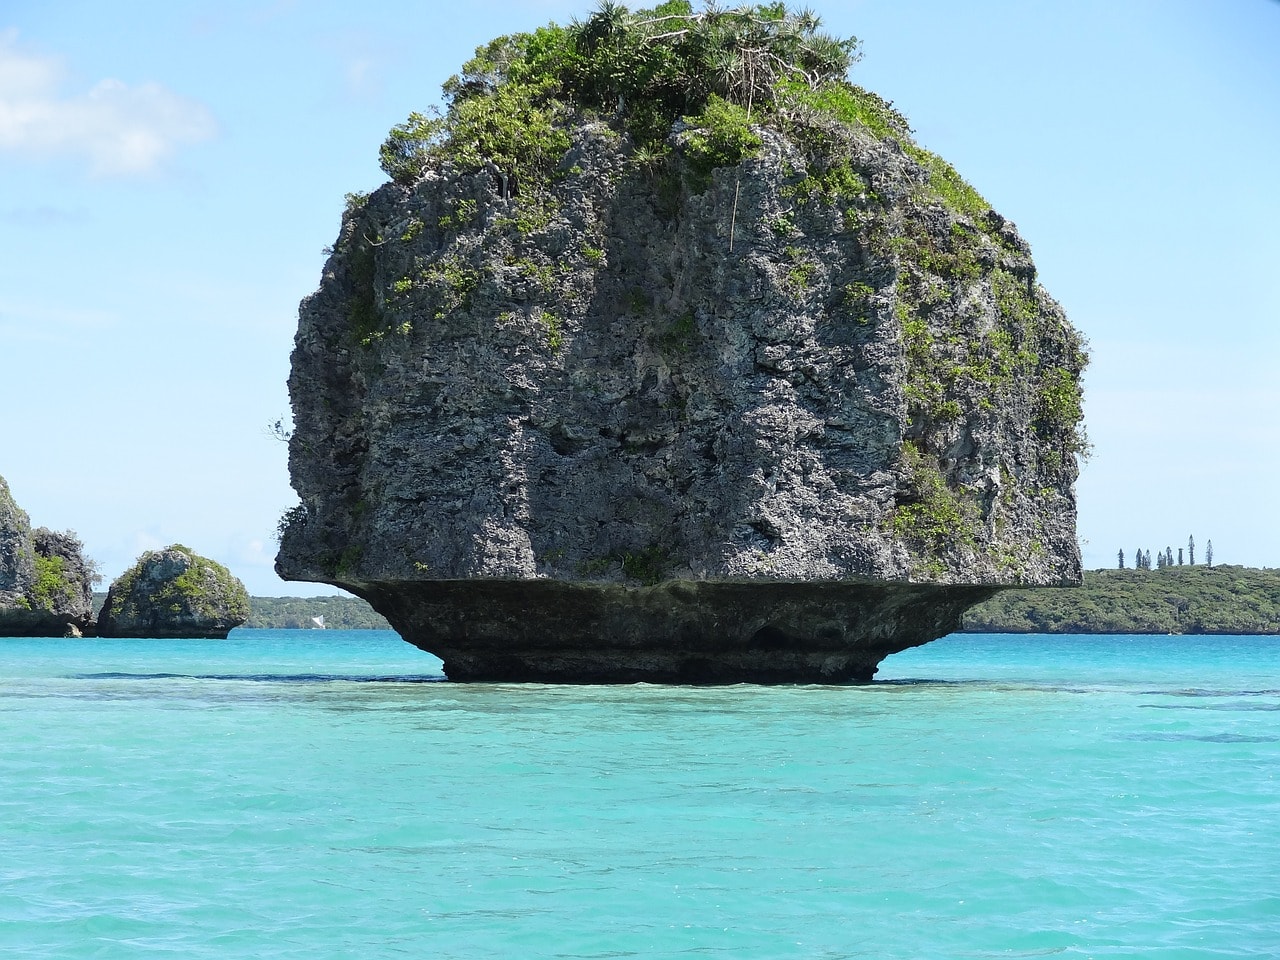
0, 475, 95, 637
0, 473, 249, 638
276, 3, 1088, 682
97, 544, 251, 639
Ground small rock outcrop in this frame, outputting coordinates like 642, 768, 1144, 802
98, 545, 250, 638
277, 5, 1088, 682
0, 474, 96, 637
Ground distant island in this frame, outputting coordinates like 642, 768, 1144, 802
90, 564, 1273, 635
90, 593, 391, 631
244, 595, 392, 630
962, 565, 1280, 635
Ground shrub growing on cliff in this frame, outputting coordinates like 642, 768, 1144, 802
29, 555, 68, 612
379, 2, 860, 186
891, 445, 977, 566
26, 528, 96, 618
681, 95, 762, 180
382, 82, 571, 189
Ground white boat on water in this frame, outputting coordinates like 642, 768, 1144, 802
311, 615, 326, 629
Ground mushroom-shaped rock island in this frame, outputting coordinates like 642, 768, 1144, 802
276, 4, 1087, 682
98, 545, 250, 639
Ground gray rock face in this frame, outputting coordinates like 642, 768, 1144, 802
0, 475, 95, 636
0, 475, 37, 624
28, 528, 95, 629
278, 86, 1086, 681
98, 545, 250, 639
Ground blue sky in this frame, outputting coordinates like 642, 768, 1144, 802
2, 0, 1277, 595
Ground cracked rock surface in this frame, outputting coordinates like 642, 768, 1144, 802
278, 106, 1085, 682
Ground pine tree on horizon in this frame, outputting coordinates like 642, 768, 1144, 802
1207, 540, 1214, 568
1118, 549, 1125, 569
1189, 535, 1196, 566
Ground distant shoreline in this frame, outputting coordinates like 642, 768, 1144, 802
93, 592, 392, 631
962, 564, 1280, 635
109, 563, 1277, 636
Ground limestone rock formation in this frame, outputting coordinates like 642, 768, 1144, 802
0, 474, 37, 632
27, 528, 96, 633
0, 475, 96, 636
98, 545, 250, 639
277, 4, 1087, 682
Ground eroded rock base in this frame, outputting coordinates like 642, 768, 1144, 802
346, 580, 998, 684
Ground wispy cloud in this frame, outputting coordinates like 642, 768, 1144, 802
344, 55, 379, 99
316, 28, 386, 102
0, 29, 216, 176
0, 203, 87, 225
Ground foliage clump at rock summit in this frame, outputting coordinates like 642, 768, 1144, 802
380, 2, 860, 187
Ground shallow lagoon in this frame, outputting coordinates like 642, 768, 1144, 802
2, 630, 1276, 958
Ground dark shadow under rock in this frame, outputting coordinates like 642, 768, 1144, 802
348, 579, 998, 683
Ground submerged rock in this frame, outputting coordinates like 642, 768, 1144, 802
277, 5, 1087, 681
0, 475, 96, 637
98, 545, 250, 639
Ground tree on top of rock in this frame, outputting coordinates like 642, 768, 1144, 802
378, 2, 866, 186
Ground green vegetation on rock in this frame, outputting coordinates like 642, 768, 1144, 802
681, 95, 763, 183
890, 443, 977, 568
964, 566, 1280, 635
364, 0, 1089, 454
29, 554, 69, 612
2, 476, 96, 634
379, 2, 857, 186
99, 544, 250, 638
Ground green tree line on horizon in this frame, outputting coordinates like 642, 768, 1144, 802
964, 565, 1280, 635
97, 565, 1280, 635
243, 595, 393, 630
1120, 534, 1213, 571
92, 593, 392, 630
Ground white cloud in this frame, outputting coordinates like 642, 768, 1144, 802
0, 30, 216, 176
344, 56, 378, 98
0, 203, 87, 224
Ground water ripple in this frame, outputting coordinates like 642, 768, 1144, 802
72, 671, 446, 683
1126, 732, 1280, 743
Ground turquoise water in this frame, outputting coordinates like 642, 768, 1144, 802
1, 630, 1276, 958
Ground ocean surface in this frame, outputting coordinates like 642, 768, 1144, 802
1, 629, 1276, 959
